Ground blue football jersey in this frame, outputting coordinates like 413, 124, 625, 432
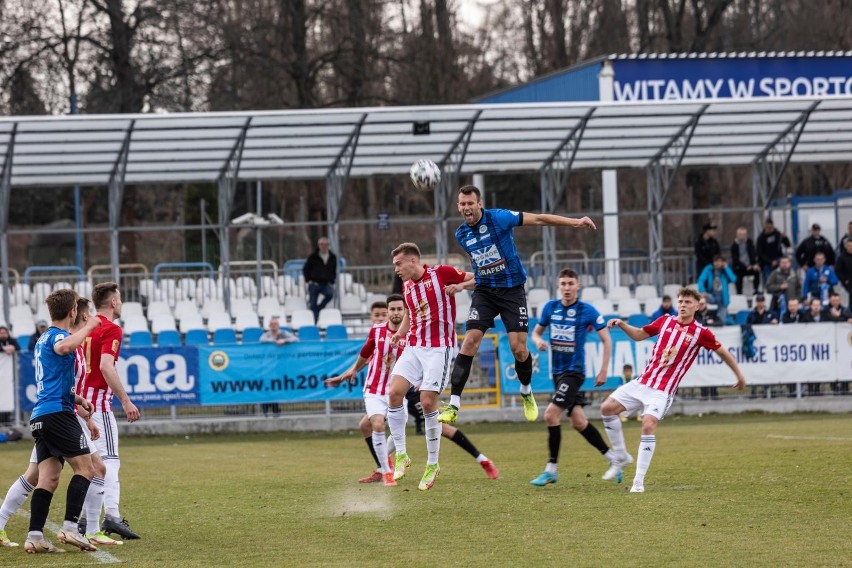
538, 299, 605, 375
31, 327, 75, 419
455, 208, 526, 288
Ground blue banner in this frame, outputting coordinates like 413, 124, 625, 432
612, 56, 852, 101
197, 341, 365, 405
18, 346, 201, 411
497, 328, 658, 395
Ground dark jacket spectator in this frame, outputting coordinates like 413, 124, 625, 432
781, 298, 812, 324
795, 223, 836, 268
837, 220, 852, 257
821, 293, 852, 323
694, 223, 721, 278
28, 320, 48, 351
650, 295, 677, 320
303, 240, 338, 285
756, 219, 791, 277
730, 227, 760, 294
0, 326, 20, 354
835, 240, 852, 295
746, 294, 777, 325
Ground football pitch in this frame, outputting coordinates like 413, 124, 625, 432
1, 413, 850, 567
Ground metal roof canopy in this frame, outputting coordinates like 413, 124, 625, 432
0, 96, 850, 306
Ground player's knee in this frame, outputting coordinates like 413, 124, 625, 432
600, 399, 620, 416
461, 333, 483, 354
543, 404, 562, 425
571, 416, 588, 432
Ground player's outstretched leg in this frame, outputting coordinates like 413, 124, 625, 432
514, 353, 538, 422
438, 354, 474, 424
441, 425, 498, 479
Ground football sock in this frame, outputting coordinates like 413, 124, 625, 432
83, 476, 105, 535
387, 405, 407, 456
364, 436, 381, 468
545, 462, 557, 475
515, 354, 533, 387
0, 475, 33, 530
449, 354, 474, 399
28, 488, 53, 533
635, 435, 656, 482
450, 429, 480, 459
602, 415, 627, 453
65, 475, 90, 525
103, 456, 121, 519
579, 423, 610, 454
548, 425, 561, 464
371, 431, 389, 474
449, 395, 461, 408
424, 410, 441, 466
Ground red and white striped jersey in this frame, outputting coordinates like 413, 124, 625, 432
638, 315, 721, 396
403, 264, 466, 348
81, 314, 122, 412
73, 345, 87, 416
359, 322, 405, 395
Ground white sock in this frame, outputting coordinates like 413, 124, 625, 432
0, 476, 33, 530
371, 432, 389, 474
604, 449, 617, 463
62, 519, 78, 533
83, 476, 105, 535
103, 457, 121, 519
449, 395, 461, 408
475, 454, 487, 463
424, 410, 441, 465
387, 405, 407, 456
545, 462, 557, 475
519, 384, 532, 395
634, 435, 656, 484
386, 434, 396, 457
602, 416, 627, 453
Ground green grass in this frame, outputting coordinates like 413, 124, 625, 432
1, 414, 851, 567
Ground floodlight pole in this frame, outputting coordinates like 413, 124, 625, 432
0, 124, 16, 326
751, 101, 818, 234
539, 108, 593, 293
106, 120, 135, 283
217, 118, 251, 311
325, 114, 366, 302
436, 111, 481, 264
645, 105, 706, 293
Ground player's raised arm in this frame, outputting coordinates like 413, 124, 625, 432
445, 271, 475, 294
714, 346, 747, 389
325, 355, 370, 386
522, 212, 596, 230
54, 315, 101, 355
607, 318, 651, 341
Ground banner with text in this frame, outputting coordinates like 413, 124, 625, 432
498, 322, 849, 394
18, 346, 201, 412
197, 341, 364, 405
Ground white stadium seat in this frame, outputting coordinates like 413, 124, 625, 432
580, 286, 604, 302
234, 311, 260, 331
146, 301, 172, 322
289, 309, 316, 330
206, 311, 233, 332
151, 314, 178, 334
728, 294, 749, 314
122, 315, 150, 334
179, 313, 205, 334
257, 296, 284, 318
634, 285, 658, 302
617, 298, 642, 317
317, 308, 343, 329
591, 299, 616, 316
643, 297, 662, 317
607, 286, 632, 302
121, 301, 145, 320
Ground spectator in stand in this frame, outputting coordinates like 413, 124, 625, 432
765, 256, 802, 314
781, 297, 811, 324
258, 317, 299, 418
756, 218, 791, 285
695, 294, 721, 327
807, 298, 824, 323
822, 292, 852, 324
730, 226, 761, 294
28, 319, 49, 351
836, 220, 852, 257
802, 251, 839, 304
796, 223, 835, 269
0, 326, 20, 424
697, 255, 736, 325
303, 236, 338, 323
694, 223, 721, 278
649, 295, 677, 320
746, 294, 778, 325
834, 240, 852, 296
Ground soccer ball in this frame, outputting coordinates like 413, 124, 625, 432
410, 159, 441, 191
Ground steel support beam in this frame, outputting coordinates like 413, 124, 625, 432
435, 111, 482, 263
539, 108, 593, 292
0, 124, 17, 325
751, 101, 819, 233
217, 118, 251, 309
107, 120, 135, 283
646, 105, 707, 291
325, 115, 367, 267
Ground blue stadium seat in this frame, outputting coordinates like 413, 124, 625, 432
627, 314, 650, 328
298, 326, 321, 340
156, 330, 182, 347
242, 327, 263, 343
213, 329, 238, 344
325, 324, 348, 340
129, 330, 153, 347
184, 329, 209, 345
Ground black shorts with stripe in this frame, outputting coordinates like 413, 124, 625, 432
550, 371, 589, 412
30, 411, 90, 463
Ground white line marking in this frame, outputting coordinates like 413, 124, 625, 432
768, 434, 852, 442
16, 510, 121, 563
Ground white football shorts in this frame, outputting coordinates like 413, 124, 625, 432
391, 346, 456, 393
609, 380, 674, 421
363, 392, 390, 418
90, 411, 119, 459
